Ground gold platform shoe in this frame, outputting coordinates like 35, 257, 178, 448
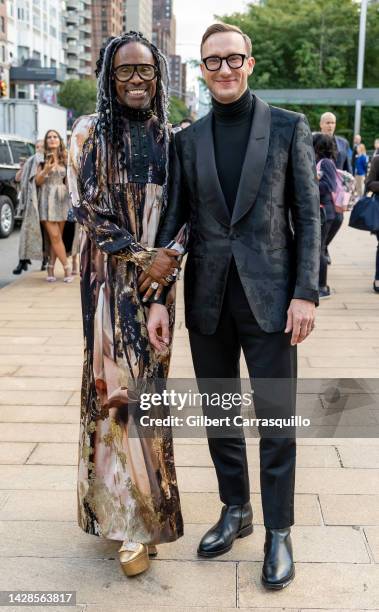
118, 542, 158, 577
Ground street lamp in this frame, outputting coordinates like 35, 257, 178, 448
354, 0, 368, 136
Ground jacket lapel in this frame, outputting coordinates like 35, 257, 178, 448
195, 112, 231, 228
231, 96, 271, 226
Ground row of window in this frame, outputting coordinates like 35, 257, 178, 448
8, 0, 51, 17
17, 45, 57, 66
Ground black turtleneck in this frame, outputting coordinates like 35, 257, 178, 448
212, 88, 254, 213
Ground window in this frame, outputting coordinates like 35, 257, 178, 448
18, 46, 29, 63
17, 7, 29, 21
0, 141, 12, 165
50, 58, 56, 67
0, 16, 5, 32
49, 25, 57, 37
9, 141, 31, 164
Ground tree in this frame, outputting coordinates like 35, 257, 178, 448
169, 96, 190, 125
58, 79, 97, 120
218, 0, 379, 147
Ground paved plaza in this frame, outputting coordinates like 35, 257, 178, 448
0, 216, 378, 611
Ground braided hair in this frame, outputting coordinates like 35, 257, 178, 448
94, 31, 170, 210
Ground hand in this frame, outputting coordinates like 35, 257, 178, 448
147, 303, 170, 352
146, 248, 180, 285
285, 298, 316, 345
43, 155, 55, 175
138, 271, 164, 302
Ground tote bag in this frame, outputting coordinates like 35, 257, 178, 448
348, 193, 379, 232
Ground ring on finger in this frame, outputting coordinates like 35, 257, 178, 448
165, 274, 174, 283
150, 281, 159, 290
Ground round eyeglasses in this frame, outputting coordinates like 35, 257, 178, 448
202, 54, 247, 72
113, 64, 158, 82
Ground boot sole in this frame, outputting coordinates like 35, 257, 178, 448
261, 567, 295, 590
197, 524, 253, 558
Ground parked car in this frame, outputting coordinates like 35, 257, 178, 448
0, 134, 35, 238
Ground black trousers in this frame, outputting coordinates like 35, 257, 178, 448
188, 259, 297, 528
319, 218, 334, 287
325, 211, 343, 250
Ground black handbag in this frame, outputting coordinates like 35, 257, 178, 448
348, 193, 379, 232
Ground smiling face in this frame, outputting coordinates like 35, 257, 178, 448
200, 31, 255, 104
113, 42, 157, 110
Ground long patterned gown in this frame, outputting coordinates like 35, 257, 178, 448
67, 112, 183, 545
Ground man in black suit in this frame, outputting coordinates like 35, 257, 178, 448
142, 22, 320, 589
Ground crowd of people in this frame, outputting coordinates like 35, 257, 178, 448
312, 111, 379, 298
12, 114, 378, 299
12, 129, 79, 282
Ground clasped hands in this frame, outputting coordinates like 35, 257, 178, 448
138, 247, 180, 303
139, 250, 316, 351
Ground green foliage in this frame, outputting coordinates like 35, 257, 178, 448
58, 79, 97, 119
169, 96, 189, 125
217, 0, 379, 148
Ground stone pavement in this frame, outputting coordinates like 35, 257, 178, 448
0, 216, 378, 611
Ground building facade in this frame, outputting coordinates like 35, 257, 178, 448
6, 0, 65, 99
91, 0, 124, 74
123, 0, 152, 40
152, 0, 175, 57
63, 0, 92, 80
168, 55, 187, 101
0, 0, 8, 94
169, 53, 180, 97
181, 60, 186, 102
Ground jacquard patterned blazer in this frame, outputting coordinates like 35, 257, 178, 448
156, 95, 321, 335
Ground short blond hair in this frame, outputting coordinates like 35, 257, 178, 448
201, 22, 252, 57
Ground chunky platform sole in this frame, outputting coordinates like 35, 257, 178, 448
197, 523, 253, 558
120, 549, 150, 577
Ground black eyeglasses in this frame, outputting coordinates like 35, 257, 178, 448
113, 64, 158, 82
202, 54, 247, 72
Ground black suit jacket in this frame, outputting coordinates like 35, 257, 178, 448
156, 95, 321, 335
335, 135, 352, 173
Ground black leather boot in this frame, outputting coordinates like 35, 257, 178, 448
13, 259, 29, 275
261, 527, 295, 589
197, 502, 253, 558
